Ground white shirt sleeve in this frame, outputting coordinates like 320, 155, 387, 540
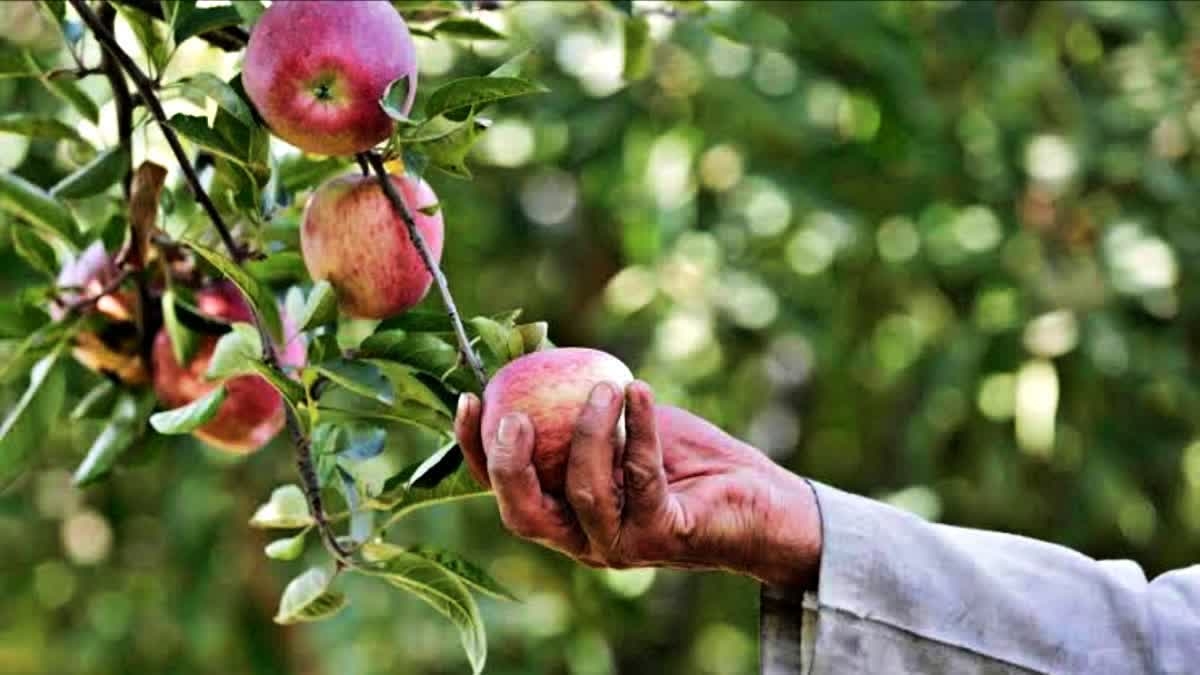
760, 481, 1200, 674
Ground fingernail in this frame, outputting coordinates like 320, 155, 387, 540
589, 382, 614, 408
456, 393, 470, 418
497, 414, 521, 445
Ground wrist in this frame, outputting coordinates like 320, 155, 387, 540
744, 464, 823, 590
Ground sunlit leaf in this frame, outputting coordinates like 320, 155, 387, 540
0, 172, 77, 239
173, 4, 243, 45
314, 359, 395, 406
185, 238, 284, 343
424, 76, 547, 121
50, 147, 129, 200
74, 392, 155, 486
0, 113, 89, 146
265, 529, 309, 561
250, 484, 314, 529
205, 322, 263, 380
149, 386, 227, 435
174, 73, 255, 127
0, 350, 67, 487
298, 280, 338, 332
274, 567, 347, 625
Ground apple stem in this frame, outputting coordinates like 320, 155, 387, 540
361, 151, 490, 389
69, 0, 245, 266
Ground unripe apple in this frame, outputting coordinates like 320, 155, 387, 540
151, 282, 305, 454
482, 348, 634, 493
301, 173, 444, 319
243, 0, 417, 156
50, 242, 147, 385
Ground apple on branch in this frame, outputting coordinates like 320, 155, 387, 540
151, 281, 306, 454
243, 0, 417, 156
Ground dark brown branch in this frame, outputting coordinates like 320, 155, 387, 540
360, 152, 488, 389
97, 3, 132, 198
287, 408, 350, 563
108, 0, 250, 51
68, 0, 244, 264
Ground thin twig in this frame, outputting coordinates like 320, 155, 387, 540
360, 151, 488, 389
97, 3, 132, 198
70, 0, 347, 563
69, 0, 244, 264
55, 268, 132, 317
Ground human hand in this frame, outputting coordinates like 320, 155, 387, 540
455, 380, 822, 589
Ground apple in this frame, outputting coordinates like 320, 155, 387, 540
481, 348, 634, 493
151, 281, 305, 454
243, 0, 417, 156
301, 172, 444, 319
50, 242, 147, 385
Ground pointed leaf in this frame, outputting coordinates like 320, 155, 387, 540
40, 72, 100, 123
265, 530, 309, 561
74, 392, 155, 486
161, 289, 201, 366
623, 15, 652, 81
0, 113, 88, 146
373, 465, 487, 517
0, 172, 77, 239
315, 359, 395, 406
0, 351, 67, 487
173, 5, 243, 45
274, 567, 347, 625
168, 113, 244, 163
250, 484, 315, 529
50, 147, 129, 200
488, 48, 534, 79
233, 1, 267, 27
149, 386, 227, 434
359, 546, 486, 674
185, 239, 284, 343
432, 18, 505, 40
175, 73, 254, 127
407, 546, 518, 602
248, 252, 309, 286
298, 280, 338, 331
424, 76, 548, 120
206, 323, 263, 379
70, 380, 117, 421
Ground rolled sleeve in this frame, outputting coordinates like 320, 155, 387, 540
760, 481, 1200, 674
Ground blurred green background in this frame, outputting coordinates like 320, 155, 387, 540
4, 0, 1200, 673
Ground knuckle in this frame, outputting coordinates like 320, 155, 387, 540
567, 484, 597, 511
624, 461, 659, 494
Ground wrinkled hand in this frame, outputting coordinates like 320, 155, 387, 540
455, 380, 821, 589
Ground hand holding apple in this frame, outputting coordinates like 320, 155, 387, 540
456, 349, 823, 589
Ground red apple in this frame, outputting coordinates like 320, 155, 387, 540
243, 0, 417, 156
301, 172, 444, 319
50, 242, 147, 385
481, 348, 634, 493
151, 281, 305, 454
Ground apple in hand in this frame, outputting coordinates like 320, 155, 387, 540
301, 172, 444, 319
50, 241, 147, 385
243, 0, 417, 156
151, 281, 305, 454
481, 348, 635, 494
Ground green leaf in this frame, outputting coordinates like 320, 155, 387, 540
70, 380, 117, 421
356, 330, 475, 392
277, 156, 350, 193
372, 465, 487, 517
376, 310, 454, 333
0, 319, 76, 383
247, 251, 309, 287
420, 117, 489, 179
396, 115, 470, 144
610, 0, 634, 15
0, 350, 67, 487
168, 114, 244, 163
424, 76, 548, 121
0, 172, 77, 239
73, 392, 154, 486
161, 288, 200, 365
114, 5, 169, 75
406, 546, 518, 602
232, 1, 267, 28
400, 440, 460, 489
336, 425, 388, 462
432, 18, 505, 40
516, 321, 552, 354
149, 386, 227, 434
488, 48, 534, 78
39, 71, 100, 123
298, 280, 338, 332
623, 15, 653, 81
11, 227, 60, 278
250, 484, 315, 529
250, 361, 307, 410
50, 147, 129, 200
205, 322, 263, 380
173, 5, 243, 45
371, 361, 454, 417
380, 76, 415, 122
314, 359, 395, 406
318, 399, 450, 436
469, 316, 516, 365
359, 545, 486, 674
274, 567, 348, 625
0, 113, 89, 146
265, 529, 309, 561
185, 239, 285, 343
174, 73, 254, 127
